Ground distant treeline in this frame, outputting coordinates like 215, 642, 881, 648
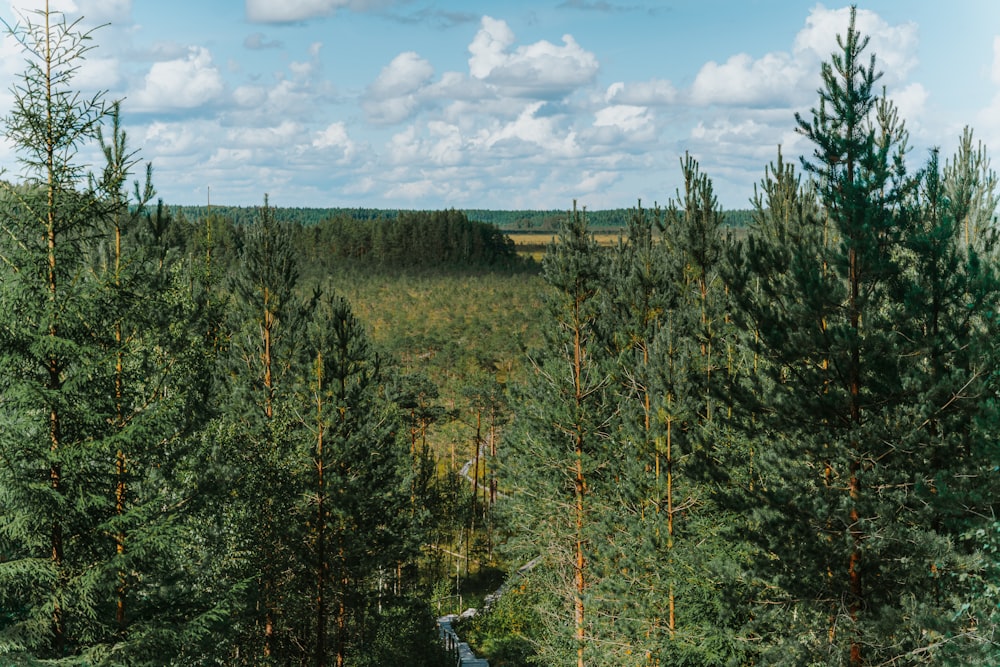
467, 207, 753, 229
170, 204, 755, 231
294, 208, 529, 271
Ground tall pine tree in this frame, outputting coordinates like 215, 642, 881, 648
499, 203, 617, 666
728, 9, 1000, 664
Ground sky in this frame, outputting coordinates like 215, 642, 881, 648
0, 1, 998, 211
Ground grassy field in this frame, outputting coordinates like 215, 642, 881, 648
506, 231, 625, 260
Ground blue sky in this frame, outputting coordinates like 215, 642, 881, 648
0, 1, 998, 210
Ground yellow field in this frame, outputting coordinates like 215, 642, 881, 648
507, 231, 625, 260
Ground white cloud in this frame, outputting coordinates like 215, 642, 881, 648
208, 147, 253, 167
77, 56, 122, 90
140, 119, 210, 156
227, 120, 302, 149
362, 51, 434, 124
975, 92, 1000, 153
575, 170, 619, 194
605, 79, 675, 106
386, 122, 465, 167
368, 51, 433, 98
312, 121, 357, 161
892, 82, 928, 130
233, 84, 267, 108
691, 118, 770, 144
246, 0, 342, 23
793, 5, 919, 84
468, 16, 599, 98
691, 52, 806, 107
425, 121, 464, 165
245, 0, 386, 23
131, 46, 225, 111
688, 5, 919, 110
468, 16, 514, 78
594, 104, 652, 134
427, 71, 493, 102
479, 101, 580, 158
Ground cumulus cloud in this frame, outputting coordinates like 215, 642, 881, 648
232, 78, 320, 123
131, 46, 225, 112
892, 82, 928, 130
691, 52, 806, 107
479, 101, 580, 158
368, 51, 433, 98
312, 121, 357, 161
605, 79, 675, 106
794, 5, 919, 84
362, 51, 434, 124
468, 16, 599, 98
227, 120, 303, 149
75, 55, 122, 91
426, 71, 494, 103
593, 104, 654, 138
688, 5, 919, 110
387, 121, 466, 167
359, 17, 599, 129
140, 119, 212, 157
575, 170, 619, 193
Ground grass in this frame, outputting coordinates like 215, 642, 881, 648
507, 230, 625, 261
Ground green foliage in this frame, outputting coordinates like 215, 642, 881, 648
498, 203, 625, 665
299, 208, 527, 271
460, 570, 544, 667
4, 5, 1000, 666
725, 9, 1000, 664
0, 8, 220, 662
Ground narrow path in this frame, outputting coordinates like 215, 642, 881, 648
437, 613, 489, 667
436, 557, 540, 665
437, 436, 494, 666
436, 430, 545, 665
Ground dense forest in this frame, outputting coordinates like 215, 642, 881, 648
2, 6, 1000, 667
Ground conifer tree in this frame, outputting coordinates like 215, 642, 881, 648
943, 125, 999, 252
0, 6, 110, 650
298, 290, 421, 666
220, 195, 310, 662
659, 155, 747, 663
0, 6, 218, 662
728, 9, 1000, 664
499, 203, 615, 666
594, 200, 677, 663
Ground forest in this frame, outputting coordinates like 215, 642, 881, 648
1, 6, 999, 667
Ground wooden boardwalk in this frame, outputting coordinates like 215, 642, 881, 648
437, 613, 489, 667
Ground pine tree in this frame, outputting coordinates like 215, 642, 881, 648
728, 9, 1000, 664
220, 195, 310, 662
593, 200, 677, 663
298, 290, 422, 666
0, 6, 217, 662
0, 8, 112, 664
499, 203, 615, 666
943, 125, 999, 252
